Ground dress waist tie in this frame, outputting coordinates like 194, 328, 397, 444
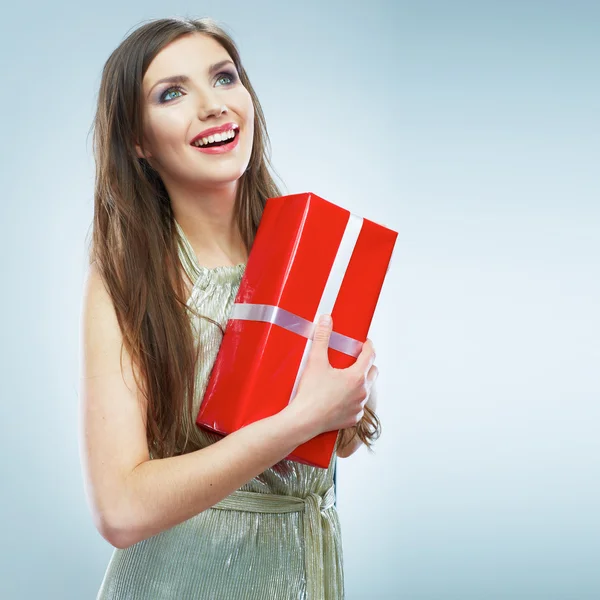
211, 485, 338, 600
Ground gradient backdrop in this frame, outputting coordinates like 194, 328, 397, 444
1, 1, 598, 599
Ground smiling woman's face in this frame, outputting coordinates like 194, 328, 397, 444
136, 32, 254, 190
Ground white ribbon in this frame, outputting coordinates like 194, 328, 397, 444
230, 303, 363, 357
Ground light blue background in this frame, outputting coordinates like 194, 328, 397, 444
1, 1, 598, 599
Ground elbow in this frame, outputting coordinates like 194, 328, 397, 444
93, 502, 135, 549
106, 508, 142, 549
102, 521, 138, 550
99, 525, 123, 549
336, 445, 350, 459
103, 522, 133, 550
95, 514, 126, 549
336, 439, 363, 459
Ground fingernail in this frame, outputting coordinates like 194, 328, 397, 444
319, 314, 332, 326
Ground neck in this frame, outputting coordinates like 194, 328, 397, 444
168, 181, 248, 268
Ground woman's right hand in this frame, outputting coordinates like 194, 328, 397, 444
287, 314, 378, 437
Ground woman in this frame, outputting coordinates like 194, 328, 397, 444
80, 16, 380, 600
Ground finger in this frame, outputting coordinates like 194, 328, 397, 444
367, 363, 379, 385
310, 314, 334, 364
352, 338, 376, 375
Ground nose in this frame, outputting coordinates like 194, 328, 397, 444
197, 91, 228, 120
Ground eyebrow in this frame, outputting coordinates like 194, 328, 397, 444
147, 59, 236, 97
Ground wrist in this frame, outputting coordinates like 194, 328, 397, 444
278, 399, 320, 445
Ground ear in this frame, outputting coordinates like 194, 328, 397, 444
134, 139, 152, 160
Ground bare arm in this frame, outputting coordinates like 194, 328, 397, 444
336, 381, 378, 458
80, 263, 318, 550
118, 409, 314, 548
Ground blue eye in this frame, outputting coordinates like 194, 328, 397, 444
216, 70, 237, 86
158, 70, 238, 103
160, 86, 184, 103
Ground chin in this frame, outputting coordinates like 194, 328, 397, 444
193, 171, 245, 187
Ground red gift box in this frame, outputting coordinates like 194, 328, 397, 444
196, 192, 398, 468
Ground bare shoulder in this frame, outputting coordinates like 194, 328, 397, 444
79, 261, 150, 541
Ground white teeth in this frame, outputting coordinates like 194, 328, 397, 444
194, 128, 237, 147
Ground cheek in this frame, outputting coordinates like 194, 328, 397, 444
233, 88, 254, 122
148, 111, 189, 148
242, 105, 255, 142
245, 99, 255, 126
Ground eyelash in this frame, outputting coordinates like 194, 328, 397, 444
159, 71, 237, 103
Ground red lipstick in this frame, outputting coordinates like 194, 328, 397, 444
190, 122, 239, 146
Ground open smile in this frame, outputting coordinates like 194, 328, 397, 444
190, 127, 240, 155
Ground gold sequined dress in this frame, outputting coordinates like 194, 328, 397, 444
96, 221, 344, 599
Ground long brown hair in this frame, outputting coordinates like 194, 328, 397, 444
88, 16, 380, 460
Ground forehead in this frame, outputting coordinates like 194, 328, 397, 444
143, 33, 232, 89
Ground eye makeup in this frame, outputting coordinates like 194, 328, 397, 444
156, 70, 238, 104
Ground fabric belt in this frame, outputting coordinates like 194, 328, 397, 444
211, 485, 337, 600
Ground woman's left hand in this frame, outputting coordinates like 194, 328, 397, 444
335, 380, 378, 458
